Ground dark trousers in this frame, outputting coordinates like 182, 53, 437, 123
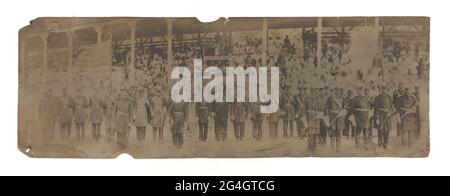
296, 120, 304, 138
355, 127, 369, 148
269, 121, 279, 140
330, 127, 342, 152
136, 127, 146, 142
253, 121, 263, 141
215, 120, 227, 141
368, 117, 375, 144
91, 123, 101, 142
234, 122, 245, 141
171, 119, 184, 148
198, 122, 208, 141
153, 127, 163, 141
320, 122, 328, 145
172, 133, 184, 148
378, 124, 390, 148
283, 120, 294, 139
75, 122, 86, 142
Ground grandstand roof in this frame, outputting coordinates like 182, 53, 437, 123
25, 17, 429, 38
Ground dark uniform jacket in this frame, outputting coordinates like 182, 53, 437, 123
325, 96, 345, 130
231, 103, 246, 123
74, 94, 89, 123
213, 102, 229, 123
393, 89, 404, 111
58, 95, 74, 124
351, 95, 371, 129
196, 102, 210, 124
171, 102, 188, 122
305, 95, 323, 134
374, 94, 393, 128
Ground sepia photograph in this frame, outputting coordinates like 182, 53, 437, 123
18, 17, 429, 158
2, 0, 450, 178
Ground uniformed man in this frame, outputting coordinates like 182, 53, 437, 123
213, 102, 229, 141
365, 87, 376, 145
325, 87, 345, 152
351, 86, 371, 149
318, 87, 329, 145
151, 94, 167, 141
393, 82, 405, 141
281, 91, 295, 139
90, 86, 104, 142
57, 87, 74, 143
196, 102, 210, 141
305, 87, 323, 152
267, 108, 280, 140
115, 89, 133, 149
102, 86, 115, 142
374, 85, 394, 149
170, 101, 188, 148
343, 89, 354, 138
74, 87, 89, 142
251, 103, 264, 141
134, 89, 149, 143
399, 87, 418, 147
231, 102, 246, 141
294, 87, 307, 139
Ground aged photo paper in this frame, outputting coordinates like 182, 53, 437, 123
18, 17, 429, 158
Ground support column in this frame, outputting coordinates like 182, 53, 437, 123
166, 19, 175, 84
374, 17, 380, 48
40, 32, 49, 86
167, 19, 174, 68
317, 17, 322, 66
130, 22, 137, 79
262, 18, 268, 67
66, 31, 73, 86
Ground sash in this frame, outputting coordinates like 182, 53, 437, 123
377, 105, 390, 112
399, 106, 417, 122
329, 109, 347, 126
400, 107, 416, 114
354, 108, 374, 119
397, 96, 419, 123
